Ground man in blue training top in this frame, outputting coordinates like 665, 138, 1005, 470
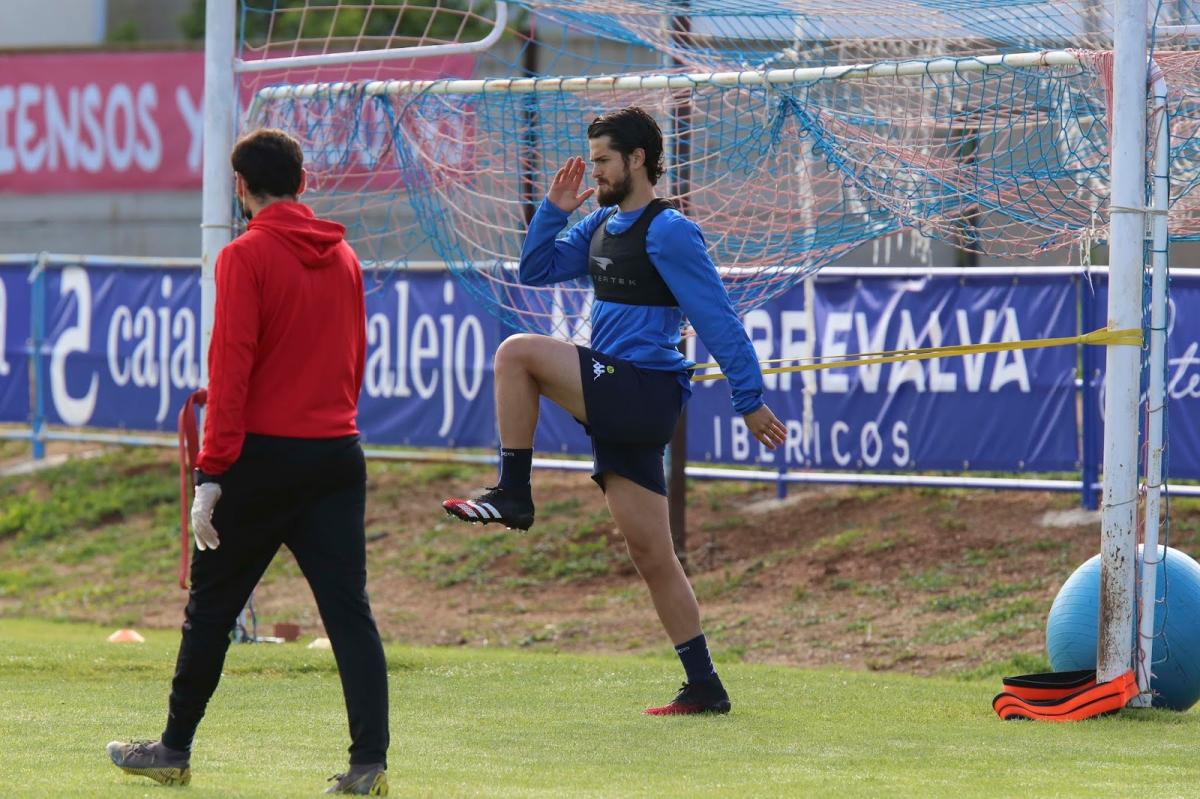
442, 106, 786, 715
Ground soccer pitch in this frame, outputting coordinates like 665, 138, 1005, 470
0, 619, 1195, 797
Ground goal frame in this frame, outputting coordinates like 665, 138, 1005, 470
203, 0, 1161, 701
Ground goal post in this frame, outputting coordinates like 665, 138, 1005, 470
200, 0, 237, 387
203, 1, 1168, 693
1098, 0, 1146, 691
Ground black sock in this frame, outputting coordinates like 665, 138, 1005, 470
675, 633, 717, 684
497, 448, 532, 491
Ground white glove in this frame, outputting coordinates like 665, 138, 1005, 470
190, 482, 223, 551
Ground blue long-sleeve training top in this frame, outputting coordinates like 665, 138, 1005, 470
519, 197, 765, 416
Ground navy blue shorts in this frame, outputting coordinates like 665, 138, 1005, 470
575, 345, 685, 496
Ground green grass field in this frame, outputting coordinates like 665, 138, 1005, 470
1, 619, 1196, 798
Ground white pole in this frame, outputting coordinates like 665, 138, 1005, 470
1098, 0, 1148, 686
1131, 65, 1170, 707
200, 0, 237, 385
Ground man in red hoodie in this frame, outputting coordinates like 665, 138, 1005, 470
106, 129, 389, 796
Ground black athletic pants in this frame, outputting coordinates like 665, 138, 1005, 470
161, 434, 389, 767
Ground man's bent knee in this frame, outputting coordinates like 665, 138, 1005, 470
494, 333, 546, 370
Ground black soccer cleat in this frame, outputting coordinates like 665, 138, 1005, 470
325, 763, 388, 795
644, 675, 732, 716
442, 486, 535, 531
106, 739, 191, 786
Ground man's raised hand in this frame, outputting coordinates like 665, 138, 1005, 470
547, 156, 596, 214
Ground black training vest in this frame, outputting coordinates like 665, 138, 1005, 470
587, 198, 679, 306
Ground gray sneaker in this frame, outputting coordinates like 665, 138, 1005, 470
106, 739, 191, 786
324, 763, 388, 795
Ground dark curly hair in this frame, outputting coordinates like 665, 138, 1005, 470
230, 128, 304, 198
587, 106, 665, 185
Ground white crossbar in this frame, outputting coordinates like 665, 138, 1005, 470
254, 49, 1081, 102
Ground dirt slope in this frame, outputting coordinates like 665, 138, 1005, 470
3, 440, 1195, 677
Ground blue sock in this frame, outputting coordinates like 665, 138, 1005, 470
497, 447, 532, 491
675, 633, 716, 684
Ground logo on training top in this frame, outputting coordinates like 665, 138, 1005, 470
592, 358, 615, 381
592, 256, 613, 272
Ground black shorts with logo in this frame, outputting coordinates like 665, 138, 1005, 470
575, 345, 686, 496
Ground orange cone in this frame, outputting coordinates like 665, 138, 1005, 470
107, 628, 146, 643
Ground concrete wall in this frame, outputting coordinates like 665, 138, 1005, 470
0, 190, 200, 258
0, 0, 105, 48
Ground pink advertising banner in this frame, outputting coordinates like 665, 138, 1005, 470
0, 51, 475, 194
0, 52, 205, 193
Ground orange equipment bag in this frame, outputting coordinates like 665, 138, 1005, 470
992, 668, 1138, 722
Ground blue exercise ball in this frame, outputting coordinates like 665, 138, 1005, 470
1046, 546, 1200, 711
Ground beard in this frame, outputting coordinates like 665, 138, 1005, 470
237, 197, 253, 221
596, 170, 632, 207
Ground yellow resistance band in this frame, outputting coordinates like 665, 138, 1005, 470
689, 326, 1142, 383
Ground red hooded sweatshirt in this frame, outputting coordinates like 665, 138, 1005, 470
196, 201, 366, 475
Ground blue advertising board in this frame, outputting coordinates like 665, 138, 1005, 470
38, 264, 203, 429
357, 274, 503, 449
1085, 278, 1200, 480
0, 262, 32, 424
2, 258, 1197, 478
685, 273, 1080, 471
